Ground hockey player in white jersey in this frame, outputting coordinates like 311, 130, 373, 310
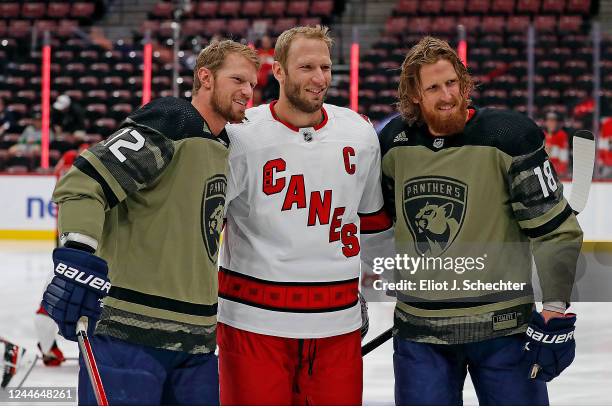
218, 25, 392, 405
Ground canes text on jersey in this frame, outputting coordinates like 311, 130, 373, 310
262, 148, 360, 258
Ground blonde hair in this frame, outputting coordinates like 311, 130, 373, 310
192, 40, 260, 94
398, 36, 473, 124
274, 25, 333, 71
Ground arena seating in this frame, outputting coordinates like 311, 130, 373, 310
0, 0, 610, 174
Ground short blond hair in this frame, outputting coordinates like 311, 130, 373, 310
192, 40, 260, 94
398, 36, 473, 124
274, 25, 333, 71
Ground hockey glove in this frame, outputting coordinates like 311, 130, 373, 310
359, 291, 369, 339
522, 310, 576, 382
42, 248, 110, 341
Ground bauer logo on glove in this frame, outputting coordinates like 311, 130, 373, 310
522, 310, 576, 382
55, 262, 111, 294
42, 247, 110, 341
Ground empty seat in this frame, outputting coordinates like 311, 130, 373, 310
534, 15, 556, 32
407, 17, 431, 34
541, 0, 565, 13
466, 0, 490, 14
310, 0, 334, 17
506, 15, 530, 32
457, 15, 481, 33
242, 1, 264, 17
196, 1, 218, 17
558, 15, 583, 32
110, 104, 132, 122
0, 3, 20, 19
93, 118, 117, 138
431, 16, 456, 34
70, 2, 95, 19
47, 2, 71, 18
273, 18, 298, 35
53, 77, 74, 92
566, 0, 590, 14
227, 19, 250, 36
218, 1, 241, 17
21, 3, 47, 19
420, 0, 442, 14
150, 1, 174, 19
481, 16, 505, 33
300, 16, 322, 26
395, 0, 418, 15
385, 17, 409, 35
444, 0, 466, 13
287, 1, 309, 17
203, 18, 226, 36
516, 0, 540, 13
490, 0, 515, 14
263, 1, 286, 17
8, 20, 32, 39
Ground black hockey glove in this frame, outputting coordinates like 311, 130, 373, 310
42, 247, 110, 341
522, 310, 576, 382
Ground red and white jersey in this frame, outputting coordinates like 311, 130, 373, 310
219, 102, 392, 338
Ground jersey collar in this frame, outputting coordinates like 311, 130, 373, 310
269, 100, 328, 132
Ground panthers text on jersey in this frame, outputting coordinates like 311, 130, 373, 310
379, 107, 583, 344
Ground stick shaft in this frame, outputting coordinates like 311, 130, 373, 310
76, 319, 108, 406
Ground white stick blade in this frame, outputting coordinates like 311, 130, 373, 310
569, 130, 596, 213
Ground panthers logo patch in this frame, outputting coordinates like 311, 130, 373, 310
402, 176, 467, 257
201, 174, 227, 263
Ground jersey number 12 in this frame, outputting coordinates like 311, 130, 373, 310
105, 128, 146, 163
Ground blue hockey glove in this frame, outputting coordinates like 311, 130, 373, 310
523, 310, 576, 382
42, 247, 110, 341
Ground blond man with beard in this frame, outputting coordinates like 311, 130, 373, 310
42, 40, 259, 405
379, 36, 583, 405
217, 26, 392, 405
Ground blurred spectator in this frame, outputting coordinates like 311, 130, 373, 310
51, 94, 86, 135
543, 111, 569, 176
54, 143, 90, 178
0, 97, 16, 137
599, 117, 612, 177
9, 112, 55, 154
254, 35, 275, 105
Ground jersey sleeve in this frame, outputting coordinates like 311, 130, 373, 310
53, 124, 175, 242
507, 123, 583, 304
358, 127, 394, 273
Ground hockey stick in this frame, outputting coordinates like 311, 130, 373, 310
362, 130, 596, 357
76, 317, 108, 406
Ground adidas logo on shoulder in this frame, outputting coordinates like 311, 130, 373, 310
393, 131, 409, 143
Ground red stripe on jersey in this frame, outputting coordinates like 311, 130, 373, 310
269, 101, 329, 132
219, 268, 358, 313
359, 208, 392, 234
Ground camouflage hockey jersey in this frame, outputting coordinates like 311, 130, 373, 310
379, 107, 583, 344
53, 97, 228, 353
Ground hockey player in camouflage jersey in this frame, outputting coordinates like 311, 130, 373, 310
378, 37, 583, 405
42, 41, 259, 405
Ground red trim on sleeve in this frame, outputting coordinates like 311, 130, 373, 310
359, 208, 393, 234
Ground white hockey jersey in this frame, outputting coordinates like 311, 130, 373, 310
219, 102, 392, 338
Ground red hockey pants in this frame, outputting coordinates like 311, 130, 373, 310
218, 323, 363, 405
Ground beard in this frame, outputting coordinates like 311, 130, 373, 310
421, 95, 468, 136
211, 86, 245, 123
284, 75, 326, 114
